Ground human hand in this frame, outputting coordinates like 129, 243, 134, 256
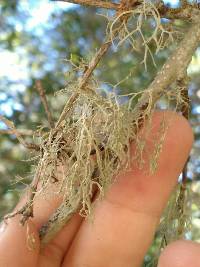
0, 111, 198, 267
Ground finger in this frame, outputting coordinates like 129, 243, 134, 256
38, 189, 98, 266
158, 240, 200, 267
28, 173, 84, 262
38, 213, 82, 267
0, 218, 40, 267
15, 169, 77, 230
63, 111, 193, 267
4, 162, 83, 265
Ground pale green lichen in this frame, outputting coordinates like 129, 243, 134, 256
107, 0, 174, 69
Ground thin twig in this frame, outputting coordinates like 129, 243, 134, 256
4, 160, 43, 225
55, 40, 112, 128
35, 80, 54, 128
53, 0, 200, 20
52, 0, 120, 10
140, 2, 200, 20
0, 115, 40, 151
0, 129, 34, 136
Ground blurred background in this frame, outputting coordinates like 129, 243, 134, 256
0, 0, 200, 265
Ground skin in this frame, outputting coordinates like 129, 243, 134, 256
0, 111, 199, 267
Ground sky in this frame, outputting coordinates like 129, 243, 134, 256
0, 0, 73, 83
0, 0, 74, 116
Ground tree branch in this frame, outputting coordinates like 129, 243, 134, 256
133, 15, 200, 124
158, 2, 200, 20
35, 80, 54, 128
53, 0, 200, 21
55, 40, 112, 128
0, 129, 34, 136
4, 160, 43, 225
0, 115, 40, 151
52, 0, 120, 10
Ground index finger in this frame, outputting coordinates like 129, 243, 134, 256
63, 111, 194, 267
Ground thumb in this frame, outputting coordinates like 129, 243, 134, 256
0, 217, 40, 267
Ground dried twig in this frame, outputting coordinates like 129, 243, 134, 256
0, 129, 34, 136
4, 160, 43, 225
35, 80, 54, 128
55, 40, 112, 128
0, 115, 39, 151
53, 0, 200, 20
52, 0, 120, 10
157, 2, 200, 20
